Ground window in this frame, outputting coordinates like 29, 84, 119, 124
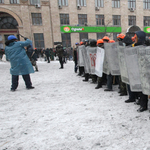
144, 16, 150, 26
79, 33, 88, 41
77, 0, 86, 6
61, 33, 71, 47
58, 0, 68, 6
128, 0, 136, 8
96, 15, 104, 25
113, 15, 121, 26
128, 15, 136, 26
112, 0, 120, 8
10, 0, 19, 4
95, 0, 104, 7
0, 13, 18, 29
60, 14, 69, 25
31, 13, 42, 25
34, 33, 45, 49
97, 33, 105, 39
30, 0, 40, 5
143, 0, 150, 9
78, 14, 87, 26
0, 0, 4, 3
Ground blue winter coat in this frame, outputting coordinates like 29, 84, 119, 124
5, 39, 34, 75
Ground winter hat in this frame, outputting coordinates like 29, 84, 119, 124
8, 35, 17, 40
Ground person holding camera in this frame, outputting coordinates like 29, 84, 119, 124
5, 35, 35, 91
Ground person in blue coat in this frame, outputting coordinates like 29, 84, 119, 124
5, 35, 35, 91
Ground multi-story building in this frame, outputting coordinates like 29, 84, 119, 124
1, 0, 150, 50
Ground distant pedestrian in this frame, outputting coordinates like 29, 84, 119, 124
26, 45, 38, 71
56, 44, 64, 69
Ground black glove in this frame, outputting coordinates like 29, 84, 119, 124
24, 37, 28, 40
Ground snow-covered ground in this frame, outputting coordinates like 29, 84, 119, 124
1, 59, 150, 150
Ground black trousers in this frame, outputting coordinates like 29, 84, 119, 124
74, 61, 78, 73
11, 74, 32, 90
59, 56, 63, 68
139, 92, 148, 108
46, 55, 50, 63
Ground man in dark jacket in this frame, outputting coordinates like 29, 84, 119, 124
125, 31, 148, 112
56, 44, 64, 69
43, 48, 50, 63
26, 45, 38, 71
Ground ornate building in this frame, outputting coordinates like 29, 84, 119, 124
0, 0, 150, 50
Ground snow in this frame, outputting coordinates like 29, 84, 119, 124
0, 60, 150, 150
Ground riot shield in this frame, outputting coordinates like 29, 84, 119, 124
95, 47, 105, 77
82, 46, 90, 73
118, 46, 129, 84
124, 46, 142, 92
86, 47, 97, 74
138, 46, 150, 95
103, 43, 110, 75
78, 45, 85, 67
105, 42, 120, 75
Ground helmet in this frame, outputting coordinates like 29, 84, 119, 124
75, 42, 79, 45
80, 41, 84, 45
102, 36, 110, 42
90, 39, 97, 47
117, 33, 125, 40
110, 40, 115, 43
97, 39, 104, 44
8, 35, 17, 40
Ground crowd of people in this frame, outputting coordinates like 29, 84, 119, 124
73, 31, 150, 113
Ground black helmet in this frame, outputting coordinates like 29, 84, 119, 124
90, 39, 97, 47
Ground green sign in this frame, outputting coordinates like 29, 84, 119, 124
144, 27, 150, 33
60, 25, 122, 33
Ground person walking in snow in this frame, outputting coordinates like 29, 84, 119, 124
26, 44, 39, 72
5, 35, 35, 91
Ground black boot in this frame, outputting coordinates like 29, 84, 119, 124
95, 82, 102, 89
137, 107, 147, 112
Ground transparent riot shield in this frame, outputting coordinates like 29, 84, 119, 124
103, 43, 110, 75
78, 45, 85, 67
118, 46, 129, 84
82, 46, 90, 73
95, 47, 105, 77
86, 47, 97, 74
105, 42, 120, 75
138, 46, 150, 95
124, 46, 142, 92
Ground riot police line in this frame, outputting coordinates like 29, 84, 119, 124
75, 31, 150, 113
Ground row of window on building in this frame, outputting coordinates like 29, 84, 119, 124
59, 0, 150, 10
30, 13, 150, 27
0, 0, 40, 4
1, 0, 150, 10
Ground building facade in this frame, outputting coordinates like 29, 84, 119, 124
1, 0, 150, 50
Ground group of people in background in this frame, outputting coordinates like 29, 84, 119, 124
73, 31, 150, 113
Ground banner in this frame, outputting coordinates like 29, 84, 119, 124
118, 46, 129, 84
86, 47, 97, 74
124, 46, 142, 92
105, 42, 120, 75
77, 45, 85, 67
138, 46, 150, 95
95, 47, 105, 77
